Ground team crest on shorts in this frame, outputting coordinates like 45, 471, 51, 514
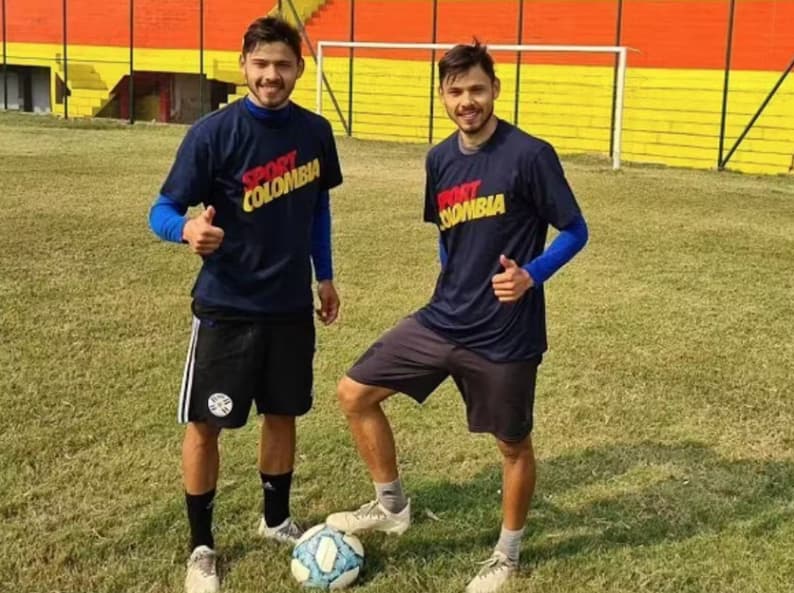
208, 393, 233, 417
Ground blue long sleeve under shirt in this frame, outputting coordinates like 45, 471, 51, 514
438, 212, 588, 284
148, 195, 187, 243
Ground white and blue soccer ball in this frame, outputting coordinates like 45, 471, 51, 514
291, 524, 365, 589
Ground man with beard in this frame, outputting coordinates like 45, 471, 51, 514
325, 42, 588, 593
148, 16, 342, 593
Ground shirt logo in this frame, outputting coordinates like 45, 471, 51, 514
208, 393, 233, 417
242, 149, 321, 213
436, 179, 506, 231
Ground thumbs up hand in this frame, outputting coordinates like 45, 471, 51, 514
183, 205, 225, 255
491, 254, 533, 302
202, 205, 216, 224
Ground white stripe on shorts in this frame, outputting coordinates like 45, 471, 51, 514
177, 316, 201, 424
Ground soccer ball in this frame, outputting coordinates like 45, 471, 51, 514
291, 524, 364, 589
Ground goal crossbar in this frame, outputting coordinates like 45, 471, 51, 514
316, 41, 628, 170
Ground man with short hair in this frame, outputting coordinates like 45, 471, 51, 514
325, 42, 588, 593
148, 16, 342, 593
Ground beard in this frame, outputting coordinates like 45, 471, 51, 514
246, 79, 293, 109
453, 103, 494, 135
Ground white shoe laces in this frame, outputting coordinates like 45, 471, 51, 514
353, 500, 386, 519
474, 552, 514, 579
263, 517, 303, 543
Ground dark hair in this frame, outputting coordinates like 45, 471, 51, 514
242, 16, 302, 60
438, 40, 495, 85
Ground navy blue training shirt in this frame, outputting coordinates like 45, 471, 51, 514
415, 119, 581, 362
160, 99, 343, 316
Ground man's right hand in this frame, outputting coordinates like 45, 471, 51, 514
182, 205, 224, 255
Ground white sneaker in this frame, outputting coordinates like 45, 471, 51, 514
257, 516, 304, 545
185, 545, 219, 593
325, 499, 411, 535
465, 551, 518, 593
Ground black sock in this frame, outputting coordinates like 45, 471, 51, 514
186, 489, 215, 551
260, 471, 293, 528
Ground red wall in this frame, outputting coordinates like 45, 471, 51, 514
308, 0, 794, 70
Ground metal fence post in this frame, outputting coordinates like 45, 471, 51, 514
199, 0, 204, 118
609, 0, 624, 158
720, 56, 794, 169
428, 0, 438, 144
347, 0, 354, 136
718, 0, 736, 170
63, 0, 69, 119
129, 0, 135, 123
2, 0, 7, 110
514, 0, 524, 126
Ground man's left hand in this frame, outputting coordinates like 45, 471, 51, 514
316, 280, 340, 325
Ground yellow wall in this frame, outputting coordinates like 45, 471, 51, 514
288, 56, 793, 175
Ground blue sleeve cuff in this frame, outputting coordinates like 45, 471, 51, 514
524, 213, 588, 285
311, 190, 333, 281
149, 194, 188, 243
439, 236, 448, 268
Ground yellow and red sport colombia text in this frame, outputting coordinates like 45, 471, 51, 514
242, 150, 321, 213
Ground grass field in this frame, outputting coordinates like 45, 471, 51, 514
1, 111, 793, 593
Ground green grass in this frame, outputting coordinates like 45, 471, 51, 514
1, 110, 793, 593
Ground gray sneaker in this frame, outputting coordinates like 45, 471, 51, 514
326, 499, 411, 535
465, 551, 518, 593
185, 545, 219, 593
257, 516, 304, 545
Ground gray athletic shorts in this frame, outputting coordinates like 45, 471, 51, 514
347, 316, 541, 442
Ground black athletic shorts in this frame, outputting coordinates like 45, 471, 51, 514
177, 310, 315, 428
347, 316, 541, 442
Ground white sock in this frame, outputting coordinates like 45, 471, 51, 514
495, 525, 524, 563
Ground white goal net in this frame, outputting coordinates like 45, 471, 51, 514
313, 41, 628, 169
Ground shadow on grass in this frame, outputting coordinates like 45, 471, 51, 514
115, 440, 793, 589
403, 440, 794, 564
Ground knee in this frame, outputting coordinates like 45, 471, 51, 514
497, 435, 533, 462
337, 376, 372, 415
185, 422, 220, 450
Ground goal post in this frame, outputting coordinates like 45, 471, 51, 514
315, 41, 628, 170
